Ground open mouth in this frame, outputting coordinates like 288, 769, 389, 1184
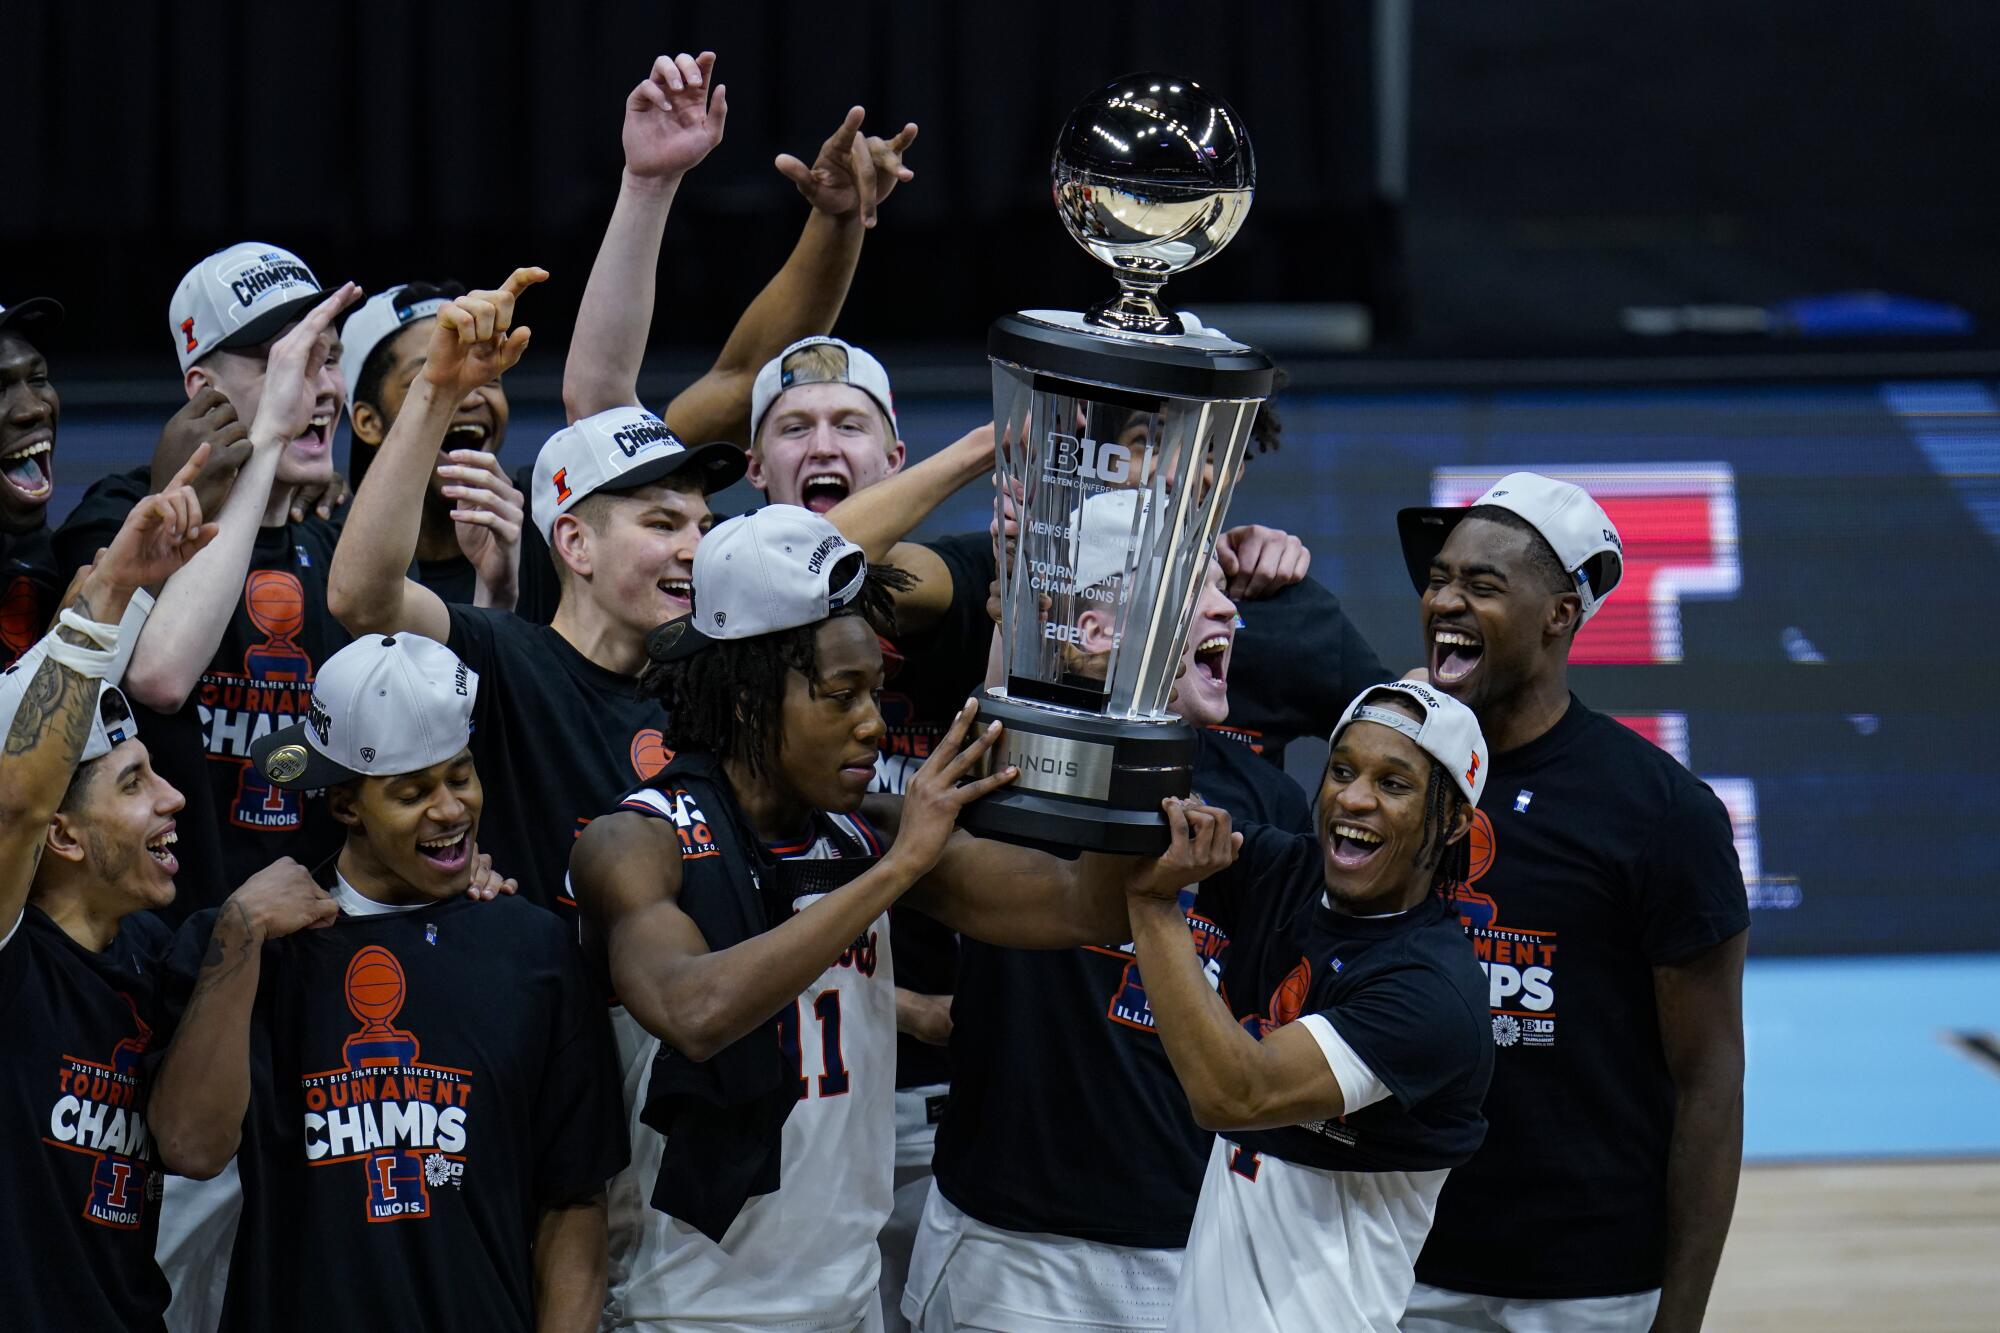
1327, 822, 1384, 870
416, 830, 471, 872
144, 825, 179, 876
0, 436, 53, 503
444, 420, 493, 452
800, 472, 851, 514
658, 577, 693, 611
1192, 633, 1231, 687
291, 409, 336, 456
1430, 625, 1484, 686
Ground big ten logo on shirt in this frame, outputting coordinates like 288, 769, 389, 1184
1450, 809, 1558, 1049
198, 570, 315, 831
301, 947, 474, 1224
1086, 888, 1229, 1032
45, 995, 161, 1229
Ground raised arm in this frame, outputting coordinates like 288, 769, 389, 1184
824, 422, 993, 634
123, 287, 359, 711
562, 52, 729, 423
149, 859, 338, 1178
572, 701, 1011, 1061
662, 109, 919, 445
1, 462, 214, 918
330, 269, 545, 641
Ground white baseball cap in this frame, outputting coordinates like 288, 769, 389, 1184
749, 335, 899, 443
0, 588, 155, 765
340, 283, 454, 411
1396, 471, 1625, 625
530, 406, 747, 544
251, 634, 477, 789
646, 507, 866, 663
1330, 679, 1490, 806
1071, 487, 1150, 596
168, 241, 330, 374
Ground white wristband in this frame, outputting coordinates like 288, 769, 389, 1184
44, 612, 121, 680
57, 609, 121, 650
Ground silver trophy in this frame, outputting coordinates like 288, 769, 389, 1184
963, 74, 1275, 854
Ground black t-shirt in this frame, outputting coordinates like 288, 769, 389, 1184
1416, 697, 1750, 1299
1196, 825, 1493, 1175
165, 894, 627, 1333
1215, 577, 1388, 766
57, 469, 353, 912
869, 532, 998, 1091
413, 551, 477, 606
446, 605, 669, 912
1, 523, 60, 669
934, 730, 1311, 1247
510, 462, 561, 627
0, 907, 174, 1332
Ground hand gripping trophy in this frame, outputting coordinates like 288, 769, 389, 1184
964, 74, 1275, 853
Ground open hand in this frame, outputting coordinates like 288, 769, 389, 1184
1125, 797, 1241, 902
623, 52, 728, 182
889, 697, 1016, 874
423, 268, 546, 401
776, 107, 918, 227
100, 444, 220, 591
152, 387, 251, 519
225, 857, 339, 941
251, 284, 361, 447
440, 450, 525, 601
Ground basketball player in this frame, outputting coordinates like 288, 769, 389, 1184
1392, 474, 1748, 1333
1125, 680, 1496, 1332
0, 295, 64, 669
570, 506, 1162, 1333
328, 271, 743, 913
147, 633, 628, 1333
0, 457, 216, 1331
904, 556, 1314, 1333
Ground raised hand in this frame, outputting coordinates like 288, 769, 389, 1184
776, 107, 919, 227
439, 450, 525, 596
888, 697, 1017, 874
99, 443, 220, 591
462, 848, 518, 902
623, 51, 728, 182
251, 283, 361, 447
152, 387, 252, 519
224, 857, 339, 940
1215, 524, 1310, 601
423, 268, 547, 401
1125, 797, 1242, 902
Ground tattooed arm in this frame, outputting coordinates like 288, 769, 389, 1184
150, 859, 336, 1178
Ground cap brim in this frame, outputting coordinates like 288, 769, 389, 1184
645, 614, 721, 665
215, 288, 330, 355
1396, 506, 1468, 593
610, 440, 749, 498
0, 297, 65, 348
250, 722, 361, 790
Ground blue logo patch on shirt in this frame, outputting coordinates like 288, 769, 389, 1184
1513, 789, 1534, 813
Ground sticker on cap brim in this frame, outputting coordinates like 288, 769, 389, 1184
264, 744, 311, 783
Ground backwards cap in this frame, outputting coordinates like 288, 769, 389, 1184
168, 241, 327, 375
251, 634, 477, 790
1330, 678, 1489, 805
1396, 471, 1624, 626
749, 336, 899, 443
340, 284, 454, 411
0, 590, 156, 767
646, 507, 867, 663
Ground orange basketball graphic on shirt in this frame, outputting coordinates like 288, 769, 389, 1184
345, 946, 408, 1026
630, 728, 671, 780
1464, 808, 1495, 884
1267, 957, 1312, 1028
1, 573, 42, 659
245, 569, 305, 639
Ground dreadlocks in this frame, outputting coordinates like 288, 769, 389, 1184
1415, 761, 1473, 907
641, 554, 915, 777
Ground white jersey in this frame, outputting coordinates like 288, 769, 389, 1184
605, 791, 897, 1332
1170, 1137, 1449, 1333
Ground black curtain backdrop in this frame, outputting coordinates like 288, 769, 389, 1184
5, 0, 1385, 371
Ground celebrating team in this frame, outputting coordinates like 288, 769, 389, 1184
0, 49, 1748, 1333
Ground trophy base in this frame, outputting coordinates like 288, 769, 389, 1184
959, 693, 1195, 856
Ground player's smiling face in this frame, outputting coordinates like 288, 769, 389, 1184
1423, 517, 1574, 712
749, 383, 904, 514
1174, 560, 1237, 727
0, 331, 59, 533
54, 740, 185, 914
1316, 714, 1451, 914
773, 614, 889, 815
335, 750, 483, 903
578, 481, 715, 627
352, 321, 511, 505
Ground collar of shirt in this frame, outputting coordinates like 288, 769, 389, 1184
332, 872, 428, 916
